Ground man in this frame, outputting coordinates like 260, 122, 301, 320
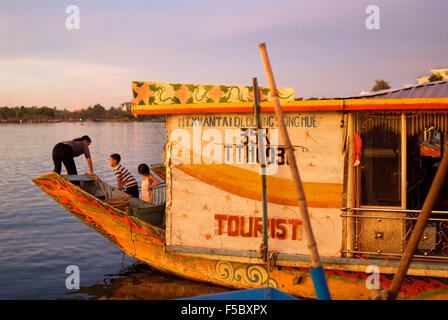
110, 153, 139, 198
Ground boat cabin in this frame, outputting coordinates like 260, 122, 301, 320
132, 80, 448, 267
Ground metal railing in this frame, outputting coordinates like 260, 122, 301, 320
152, 184, 166, 206
341, 207, 448, 260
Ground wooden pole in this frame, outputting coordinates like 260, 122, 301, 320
253, 77, 269, 262
346, 114, 355, 257
401, 114, 407, 210
259, 43, 331, 299
388, 144, 448, 299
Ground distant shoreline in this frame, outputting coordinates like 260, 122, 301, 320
0, 104, 166, 123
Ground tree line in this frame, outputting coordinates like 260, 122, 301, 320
371, 73, 443, 92
0, 104, 163, 122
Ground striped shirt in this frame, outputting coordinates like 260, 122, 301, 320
113, 164, 138, 191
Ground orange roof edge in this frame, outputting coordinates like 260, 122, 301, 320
132, 97, 448, 115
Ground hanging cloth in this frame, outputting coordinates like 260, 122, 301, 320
353, 132, 362, 167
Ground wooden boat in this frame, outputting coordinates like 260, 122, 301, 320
33, 173, 165, 226
34, 80, 448, 300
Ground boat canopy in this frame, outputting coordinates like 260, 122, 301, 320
131, 81, 448, 116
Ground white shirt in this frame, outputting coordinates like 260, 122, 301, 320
141, 176, 153, 203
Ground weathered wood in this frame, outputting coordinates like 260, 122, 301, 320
166, 114, 344, 257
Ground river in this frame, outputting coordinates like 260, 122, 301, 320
0, 122, 228, 299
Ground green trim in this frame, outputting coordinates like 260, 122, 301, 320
409, 289, 448, 300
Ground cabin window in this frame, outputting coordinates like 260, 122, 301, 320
407, 126, 446, 210
356, 114, 401, 206
348, 113, 448, 260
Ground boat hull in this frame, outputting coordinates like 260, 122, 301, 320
33, 172, 448, 300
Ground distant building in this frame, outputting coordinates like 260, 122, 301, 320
417, 68, 448, 84
120, 102, 132, 112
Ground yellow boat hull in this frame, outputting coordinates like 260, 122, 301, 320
33, 172, 448, 300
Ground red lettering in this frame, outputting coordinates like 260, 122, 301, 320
214, 214, 227, 235
288, 219, 303, 240
240, 216, 254, 237
214, 214, 299, 240
276, 219, 287, 240
228, 215, 239, 236
254, 217, 263, 237
270, 218, 276, 239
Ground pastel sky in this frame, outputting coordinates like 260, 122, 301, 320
1, 0, 447, 109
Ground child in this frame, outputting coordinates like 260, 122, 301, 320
110, 154, 139, 198
138, 163, 161, 204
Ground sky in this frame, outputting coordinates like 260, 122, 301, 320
0, 0, 447, 109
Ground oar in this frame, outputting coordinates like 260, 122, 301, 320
258, 43, 331, 300
387, 148, 448, 299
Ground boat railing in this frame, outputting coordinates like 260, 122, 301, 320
341, 207, 448, 261
152, 183, 166, 206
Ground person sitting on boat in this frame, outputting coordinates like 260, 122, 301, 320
52, 135, 93, 176
110, 153, 139, 198
137, 163, 161, 204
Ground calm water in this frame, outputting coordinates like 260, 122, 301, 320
0, 122, 227, 299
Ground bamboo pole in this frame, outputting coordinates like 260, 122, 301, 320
259, 43, 331, 299
388, 143, 448, 299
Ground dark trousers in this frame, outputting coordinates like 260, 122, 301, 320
52, 143, 77, 175
124, 185, 139, 199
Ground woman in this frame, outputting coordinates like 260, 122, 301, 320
138, 163, 161, 204
52, 135, 93, 175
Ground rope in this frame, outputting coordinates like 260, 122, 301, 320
83, 173, 131, 211
84, 173, 109, 199
103, 196, 131, 212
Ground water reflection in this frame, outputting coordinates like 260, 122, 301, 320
63, 263, 230, 300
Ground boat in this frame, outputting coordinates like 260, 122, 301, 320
34, 80, 448, 300
33, 172, 165, 227
180, 287, 299, 300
